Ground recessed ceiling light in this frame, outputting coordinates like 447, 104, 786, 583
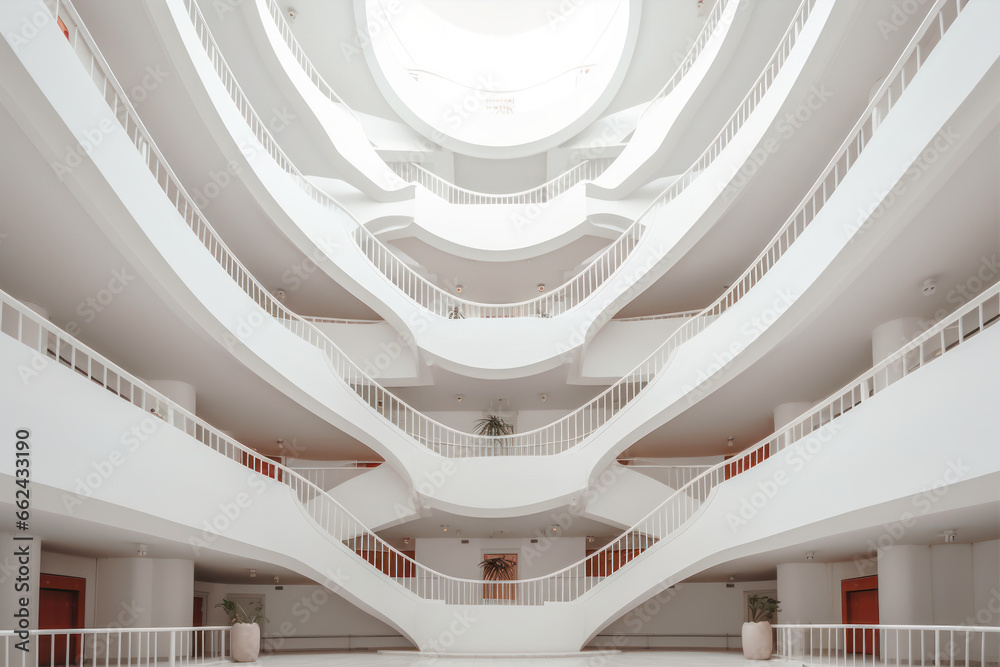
922, 278, 937, 296
441, 525, 449, 532
250, 569, 256, 578
540, 393, 547, 402
455, 285, 463, 294
537, 283, 546, 292
287, 8, 296, 20
727, 437, 735, 447
805, 551, 815, 561
456, 395, 463, 403
136, 544, 149, 557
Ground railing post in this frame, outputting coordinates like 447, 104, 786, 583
169, 630, 176, 667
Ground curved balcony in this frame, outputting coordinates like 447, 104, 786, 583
5, 0, 993, 519
159, 0, 831, 380
5, 203, 996, 651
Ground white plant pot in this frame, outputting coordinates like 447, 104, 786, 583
231, 622, 260, 663
742, 621, 773, 660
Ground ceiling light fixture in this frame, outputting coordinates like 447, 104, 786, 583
136, 544, 149, 557
805, 551, 815, 561
540, 393, 547, 402
287, 8, 296, 20
455, 395, 463, 403
441, 525, 449, 533
943, 529, 957, 543
276, 439, 285, 449
586, 536, 595, 544
250, 569, 256, 579
922, 278, 937, 296
727, 437, 735, 447
274, 576, 280, 584
403, 537, 411, 546
537, 283, 546, 292
455, 285, 463, 294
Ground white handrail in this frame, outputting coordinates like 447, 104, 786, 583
232, 0, 755, 321
774, 624, 1000, 665
5, 248, 992, 608
0, 626, 230, 666
47, 0, 960, 464
613, 309, 703, 322
263, 0, 730, 207
29, 0, 986, 607
386, 159, 614, 205
260, 0, 360, 125
643, 0, 728, 111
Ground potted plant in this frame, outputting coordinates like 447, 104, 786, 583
474, 415, 513, 454
216, 599, 268, 662
742, 594, 780, 660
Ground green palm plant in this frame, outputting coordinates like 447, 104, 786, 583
474, 414, 513, 452
215, 599, 269, 625
747, 594, 780, 623
479, 556, 516, 581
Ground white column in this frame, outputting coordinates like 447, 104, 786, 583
878, 545, 932, 661
871, 317, 924, 389
0, 533, 41, 665
773, 402, 812, 448
148, 380, 196, 421
96, 557, 194, 658
777, 562, 831, 655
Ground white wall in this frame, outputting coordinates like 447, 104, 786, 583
196, 581, 408, 651
415, 537, 585, 580
592, 580, 777, 649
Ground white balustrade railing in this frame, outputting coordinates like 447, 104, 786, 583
775, 624, 1000, 666
613, 309, 703, 322
43, 0, 963, 463
0, 626, 230, 666
644, 0, 728, 110
263, 0, 728, 207
3, 249, 994, 610
618, 462, 714, 490
386, 159, 614, 205
260, 0, 359, 125
205, 0, 775, 322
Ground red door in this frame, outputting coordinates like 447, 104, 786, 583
842, 576, 879, 656
192, 597, 205, 657
39, 574, 86, 666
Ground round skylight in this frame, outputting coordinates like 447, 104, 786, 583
360, 0, 639, 157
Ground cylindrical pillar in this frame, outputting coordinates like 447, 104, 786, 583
879, 545, 932, 661
777, 562, 830, 655
871, 318, 923, 390
774, 402, 813, 448
148, 380, 196, 421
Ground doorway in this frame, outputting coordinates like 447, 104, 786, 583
842, 575, 879, 656
481, 553, 517, 601
38, 574, 86, 666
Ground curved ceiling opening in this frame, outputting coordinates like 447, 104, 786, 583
361, 0, 640, 158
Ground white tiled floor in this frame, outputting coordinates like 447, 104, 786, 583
250, 650, 788, 666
